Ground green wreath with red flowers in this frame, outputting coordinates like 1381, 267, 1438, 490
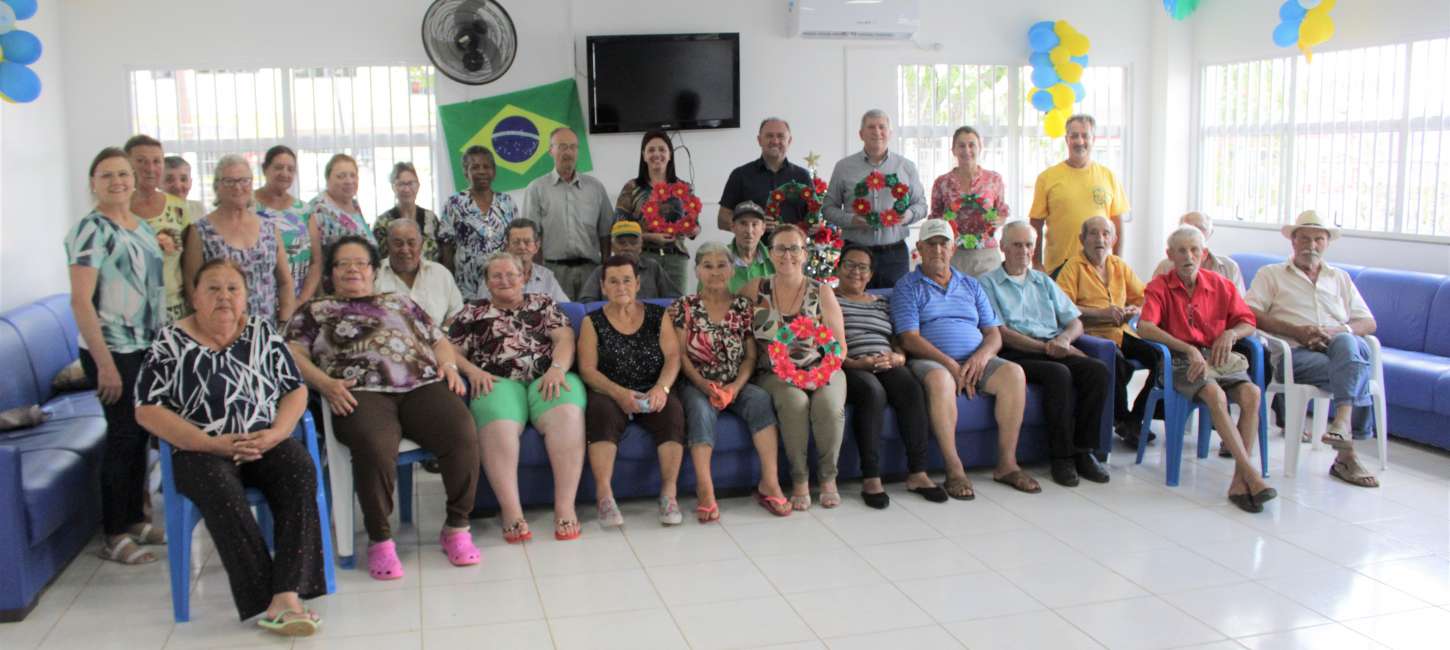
943, 192, 1001, 250
641, 181, 702, 236
767, 315, 844, 390
765, 177, 831, 224
851, 170, 911, 229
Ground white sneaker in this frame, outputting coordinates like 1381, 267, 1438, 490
658, 495, 682, 526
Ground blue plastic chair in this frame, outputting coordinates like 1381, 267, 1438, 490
1132, 334, 1270, 486
159, 412, 338, 622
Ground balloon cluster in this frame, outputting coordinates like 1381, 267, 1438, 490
1273, 0, 1335, 62
1163, 0, 1201, 21
0, 0, 41, 103
1027, 20, 1090, 138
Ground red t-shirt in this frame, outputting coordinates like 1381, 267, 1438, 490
1141, 268, 1256, 348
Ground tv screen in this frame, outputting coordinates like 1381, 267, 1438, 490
586, 33, 740, 134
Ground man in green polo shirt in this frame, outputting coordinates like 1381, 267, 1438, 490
728, 200, 774, 293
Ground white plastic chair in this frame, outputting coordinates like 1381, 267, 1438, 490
320, 397, 434, 568
1261, 333, 1388, 477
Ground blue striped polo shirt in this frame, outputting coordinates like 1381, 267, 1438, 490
890, 267, 1000, 362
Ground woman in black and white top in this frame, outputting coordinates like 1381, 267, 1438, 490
835, 244, 945, 508
135, 258, 326, 636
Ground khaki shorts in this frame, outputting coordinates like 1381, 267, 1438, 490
1170, 351, 1251, 398
908, 356, 1008, 394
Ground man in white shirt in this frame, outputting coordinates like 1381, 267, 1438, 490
523, 127, 614, 300
1152, 211, 1244, 292
375, 218, 464, 326
1246, 210, 1380, 488
476, 219, 569, 303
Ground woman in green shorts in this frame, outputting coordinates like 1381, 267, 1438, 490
449, 252, 587, 542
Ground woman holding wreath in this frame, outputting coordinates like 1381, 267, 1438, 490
615, 130, 700, 294
929, 126, 1010, 277
742, 225, 848, 511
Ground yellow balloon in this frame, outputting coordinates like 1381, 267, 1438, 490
1058, 62, 1084, 83
1044, 110, 1068, 138
1316, 0, 1337, 11
1049, 84, 1075, 110
1054, 20, 1076, 39
1049, 44, 1071, 66
1299, 13, 1334, 47
1066, 34, 1091, 57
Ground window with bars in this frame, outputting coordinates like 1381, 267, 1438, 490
895, 63, 1130, 217
129, 65, 438, 219
1198, 37, 1450, 238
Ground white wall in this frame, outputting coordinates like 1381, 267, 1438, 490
1, 2, 72, 310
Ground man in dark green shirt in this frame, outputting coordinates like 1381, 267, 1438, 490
728, 201, 774, 292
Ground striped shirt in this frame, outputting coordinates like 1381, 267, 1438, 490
891, 267, 1001, 362
839, 294, 893, 358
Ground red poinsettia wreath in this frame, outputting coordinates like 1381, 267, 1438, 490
851, 170, 912, 229
765, 177, 830, 223
767, 315, 844, 390
641, 181, 702, 236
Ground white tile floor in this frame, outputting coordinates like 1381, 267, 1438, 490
3, 432, 1450, 649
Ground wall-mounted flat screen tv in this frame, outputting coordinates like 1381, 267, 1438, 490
586, 32, 740, 134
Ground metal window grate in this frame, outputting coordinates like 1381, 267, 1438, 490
128, 65, 438, 219
1198, 37, 1449, 238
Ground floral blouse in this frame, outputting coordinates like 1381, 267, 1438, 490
669, 294, 753, 384
284, 293, 442, 393
305, 193, 375, 251
256, 196, 310, 297
439, 190, 517, 301
929, 168, 1010, 247
616, 179, 692, 256
373, 207, 443, 262
751, 277, 826, 373
135, 317, 303, 436
448, 294, 569, 383
193, 217, 282, 324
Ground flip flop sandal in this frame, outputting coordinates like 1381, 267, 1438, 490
1228, 492, 1263, 513
1321, 428, 1354, 451
440, 529, 482, 566
257, 609, 320, 637
1252, 487, 1279, 504
789, 493, 812, 511
944, 476, 976, 501
129, 522, 166, 546
367, 539, 405, 580
993, 470, 1042, 494
97, 536, 157, 565
695, 501, 720, 523
1330, 460, 1380, 488
753, 491, 792, 517
502, 520, 533, 544
819, 491, 841, 509
554, 518, 581, 541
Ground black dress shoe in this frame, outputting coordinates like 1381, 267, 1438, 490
1075, 453, 1110, 483
862, 490, 892, 509
1051, 458, 1080, 487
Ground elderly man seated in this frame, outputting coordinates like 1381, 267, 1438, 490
1055, 216, 1156, 448
1152, 211, 1244, 292
375, 218, 464, 326
893, 219, 1038, 497
1138, 226, 1276, 512
577, 220, 682, 302
1246, 210, 1380, 488
979, 221, 1111, 487
476, 218, 569, 303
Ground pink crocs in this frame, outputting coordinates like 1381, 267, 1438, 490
367, 539, 404, 581
439, 529, 481, 566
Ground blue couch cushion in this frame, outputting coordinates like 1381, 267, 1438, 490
0, 303, 77, 405
1357, 269, 1441, 353
1380, 348, 1450, 413
0, 321, 40, 412
1232, 254, 1281, 288
35, 294, 80, 359
0, 415, 107, 458
1426, 283, 1450, 358
21, 448, 92, 546
1437, 373, 1450, 416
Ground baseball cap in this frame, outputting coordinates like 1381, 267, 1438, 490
732, 200, 766, 221
918, 219, 955, 243
610, 220, 643, 238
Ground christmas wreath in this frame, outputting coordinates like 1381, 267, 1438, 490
851, 170, 912, 229
944, 193, 1001, 250
765, 177, 830, 223
641, 181, 702, 236
767, 315, 844, 390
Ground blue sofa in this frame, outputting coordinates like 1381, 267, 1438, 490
475, 294, 1119, 510
0, 295, 107, 622
1234, 253, 1450, 451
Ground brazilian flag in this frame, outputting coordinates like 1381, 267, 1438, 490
438, 79, 593, 193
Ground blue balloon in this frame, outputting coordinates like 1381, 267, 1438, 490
0, 30, 42, 65
1272, 20, 1301, 47
1070, 55, 1089, 67
1279, 0, 1306, 22
1068, 82, 1086, 102
1031, 90, 1056, 112
0, 61, 41, 103
3, 0, 37, 21
1029, 52, 1052, 69
1028, 22, 1060, 52
1031, 65, 1060, 89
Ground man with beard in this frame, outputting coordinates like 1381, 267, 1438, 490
524, 127, 614, 300
1028, 114, 1129, 275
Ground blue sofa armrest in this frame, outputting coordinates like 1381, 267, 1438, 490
0, 445, 31, 615
1072, 335, 1118, 457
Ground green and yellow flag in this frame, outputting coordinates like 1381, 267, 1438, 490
438, 79, 593, 193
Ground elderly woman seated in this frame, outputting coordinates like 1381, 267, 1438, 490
578, 255, 687, 527
285, 235, 480, 581
669, 243, 788, 521
448, 252, 587, 542
135, 259, 325, 636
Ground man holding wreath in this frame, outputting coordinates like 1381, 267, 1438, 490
824, 109, 928, 288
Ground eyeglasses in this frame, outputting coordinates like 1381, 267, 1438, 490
333, 260, 371, 270
839, 261, 871, 274
218, 176, 253, 188
771, 245, 806, 256
393, 181, 419, 189
489, 271, 523, 282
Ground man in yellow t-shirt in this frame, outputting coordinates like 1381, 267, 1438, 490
125, 135, 196, 322
1029, 114, 1129, 274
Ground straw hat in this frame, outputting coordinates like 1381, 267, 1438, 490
1281, 210, 1340, 240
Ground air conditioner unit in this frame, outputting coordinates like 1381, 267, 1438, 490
788, 0, 920, 41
